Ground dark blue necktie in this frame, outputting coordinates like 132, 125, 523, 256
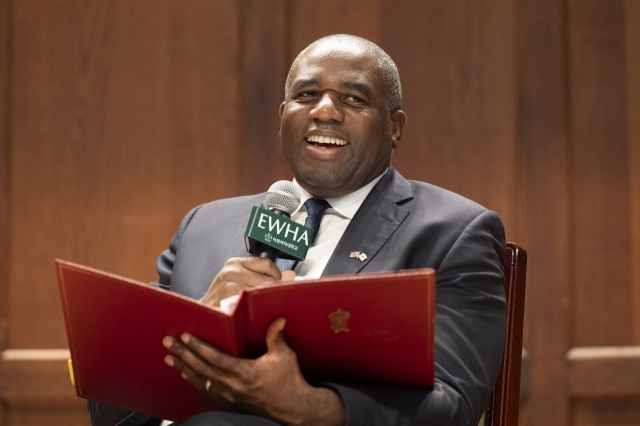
276, 198, 331, 271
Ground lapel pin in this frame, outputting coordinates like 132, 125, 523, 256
350, 252, 367, 262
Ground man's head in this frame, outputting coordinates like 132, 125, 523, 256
279, 34, 407, 199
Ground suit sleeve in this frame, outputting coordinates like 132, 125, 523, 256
152, 205, 203, 290
324, 210, 507, 426
87, 206, 203, 426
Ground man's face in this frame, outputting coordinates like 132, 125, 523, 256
279, 42, 406, 198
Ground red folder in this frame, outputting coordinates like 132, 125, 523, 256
56, 259, 435, 423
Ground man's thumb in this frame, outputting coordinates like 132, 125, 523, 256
265, 317, 287, 353
281, 270, 296, 281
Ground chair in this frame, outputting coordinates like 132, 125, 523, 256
483, 242, 528, 426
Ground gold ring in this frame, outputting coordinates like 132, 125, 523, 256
205, 379, 212, 392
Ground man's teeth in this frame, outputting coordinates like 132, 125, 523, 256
306, 135, 347, 146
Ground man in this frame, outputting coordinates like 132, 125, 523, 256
90, 34, 506, 426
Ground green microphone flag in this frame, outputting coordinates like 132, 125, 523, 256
244, 206, 314, 261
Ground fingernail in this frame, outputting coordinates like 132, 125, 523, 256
181, 372, 187, 380
164, 355, 174, 367
181, 333, 191, 344
162, 336, 173, 348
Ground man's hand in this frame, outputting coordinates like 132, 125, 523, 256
199, 257, 296, 307
162, 318, 347, 426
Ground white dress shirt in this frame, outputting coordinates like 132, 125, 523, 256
290, 169, 387, 280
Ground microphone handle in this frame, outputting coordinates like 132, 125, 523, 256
252, 208, 291, 262
254, 243, 280, 262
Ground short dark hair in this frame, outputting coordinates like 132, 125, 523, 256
285, 34, 402, 114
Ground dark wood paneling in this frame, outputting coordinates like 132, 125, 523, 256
5, 408, 89, 426
572, 401, 640, 426
239, 0, 290, 193
8, 0, 241, 349
1, 2, 10, 422
381, 0, 519, 239
0, 350, 87, 426
0, 0, 10, 355
164, 0, 243, 206
0, 350, 81, 408
288, 0, 382, 64
567, 347, 640, 398
625, 0, 640, 346
519, 0, 571, 424
568, 0, 633, 347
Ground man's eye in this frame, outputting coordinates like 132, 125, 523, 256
297, 91, 317, 98
344, 95, 364, 103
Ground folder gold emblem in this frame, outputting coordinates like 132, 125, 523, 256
329, 309, 350, 333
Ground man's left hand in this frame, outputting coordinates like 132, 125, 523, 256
162, 318, 347, 426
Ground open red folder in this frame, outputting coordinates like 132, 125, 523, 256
56, 259, 435, 423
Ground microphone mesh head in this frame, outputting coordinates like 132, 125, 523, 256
266, 181, 301, 215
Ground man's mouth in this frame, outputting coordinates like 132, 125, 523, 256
305, 135, 348, 148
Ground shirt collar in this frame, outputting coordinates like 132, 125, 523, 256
292, 168, 388, 220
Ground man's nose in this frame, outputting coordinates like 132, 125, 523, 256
309, 92, 344, 122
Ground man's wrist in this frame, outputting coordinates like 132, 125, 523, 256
312, 387, 347, 426
281, 386, 346, 426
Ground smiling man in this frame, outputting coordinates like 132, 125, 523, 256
278, 39, 405, 200
89, 35, 506, 426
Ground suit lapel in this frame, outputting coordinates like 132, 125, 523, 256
322, 167, 414, 276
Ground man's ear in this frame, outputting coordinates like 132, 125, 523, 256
279, 102, 286, 119
390, 110, 407, 149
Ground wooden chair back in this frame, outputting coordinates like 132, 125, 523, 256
483, 242, 527, 426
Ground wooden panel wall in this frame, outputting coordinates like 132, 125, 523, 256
628, 0, 640, 347
239, 0, 290, 192
564, 0, 640, 423
9, 0, 243, 350
383, 0, 519, 238
568, 0, 633, 347
520, 0, 571, 423
0, 0, 10, 357
520, 1, 640, 425
0, 2, 10, 422
1, 0, 639, 425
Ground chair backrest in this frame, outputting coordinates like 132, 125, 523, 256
484, 242, 527, 426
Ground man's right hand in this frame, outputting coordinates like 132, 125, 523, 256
199, 257, 296, 307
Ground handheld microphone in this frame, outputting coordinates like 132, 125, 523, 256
251, 181, 301, 262
265, 180, 301, 217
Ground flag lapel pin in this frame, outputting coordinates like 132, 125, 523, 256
349, 251, 367, 262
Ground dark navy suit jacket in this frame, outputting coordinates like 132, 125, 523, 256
90, 166, 506, 426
